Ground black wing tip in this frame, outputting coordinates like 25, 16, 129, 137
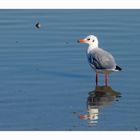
116, 65, 122, 71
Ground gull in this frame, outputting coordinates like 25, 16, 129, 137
78, 35, 122, 86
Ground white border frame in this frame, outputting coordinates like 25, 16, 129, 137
0, 132, 140, 140
0, 0, 139, 9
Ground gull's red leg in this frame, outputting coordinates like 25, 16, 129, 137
105, 72, 108, 87
96, 72, 98, 86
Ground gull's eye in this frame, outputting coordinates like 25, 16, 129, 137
87, 38, 90, 41
92, 40, 94, 42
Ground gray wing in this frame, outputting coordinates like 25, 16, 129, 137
88, 48, 116, 70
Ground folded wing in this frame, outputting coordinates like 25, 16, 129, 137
88, 48, 116, 70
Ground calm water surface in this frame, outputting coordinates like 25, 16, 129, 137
0, 10, 139, 130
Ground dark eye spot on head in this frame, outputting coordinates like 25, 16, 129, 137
87, 38, 90, 41
92, 40, 94, 42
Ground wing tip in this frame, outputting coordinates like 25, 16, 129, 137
116, 65, 122, 71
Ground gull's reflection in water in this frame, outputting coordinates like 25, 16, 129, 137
79, 86, 121, 127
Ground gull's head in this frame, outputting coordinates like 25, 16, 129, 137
78, 35, 98, 48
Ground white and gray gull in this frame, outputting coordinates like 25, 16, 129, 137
78, 35, 122, 86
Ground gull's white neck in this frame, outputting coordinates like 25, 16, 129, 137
87, 44, 99, 54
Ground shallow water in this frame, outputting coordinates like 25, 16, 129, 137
0, 10, 139, 130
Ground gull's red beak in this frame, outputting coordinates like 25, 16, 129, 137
77, 39, 86, 43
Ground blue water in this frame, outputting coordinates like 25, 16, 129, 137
0, 10, 139, 130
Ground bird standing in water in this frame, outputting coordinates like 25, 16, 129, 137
78, 35, 122, 86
